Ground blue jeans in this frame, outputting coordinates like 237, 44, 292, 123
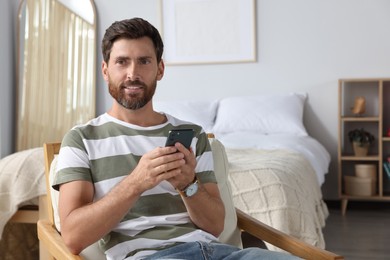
145, 241, 301, 260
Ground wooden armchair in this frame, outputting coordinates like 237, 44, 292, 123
38, 138, 343, 260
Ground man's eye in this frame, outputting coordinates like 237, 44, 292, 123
139, 59, 151, 65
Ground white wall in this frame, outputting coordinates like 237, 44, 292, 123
3, 0, 390, 199
93, 0, 390, 199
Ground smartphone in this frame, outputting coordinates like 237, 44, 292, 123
165, 129, 195, 149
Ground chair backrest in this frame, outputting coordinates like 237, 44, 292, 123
208, 136, 242, 247
43, 143, 61, 226
43, 142, 105, 259
42, 136, 242, 258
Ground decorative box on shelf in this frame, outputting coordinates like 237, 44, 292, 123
344, 176, 376, 196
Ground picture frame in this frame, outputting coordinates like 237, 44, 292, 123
160, 0, 256, 65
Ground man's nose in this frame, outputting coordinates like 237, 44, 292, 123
127, 63, 140, 80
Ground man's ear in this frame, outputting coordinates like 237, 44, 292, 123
102, 61, 109, 81
157, 59, 165, 81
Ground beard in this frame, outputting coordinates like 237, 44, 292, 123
108, 78, 157, 110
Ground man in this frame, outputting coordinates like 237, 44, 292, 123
54, 18, 298, 260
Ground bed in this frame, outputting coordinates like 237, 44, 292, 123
154, 93, 331, 251
0, 93, 330, 254
0, 147, 45, 258
221, 135, 329, 251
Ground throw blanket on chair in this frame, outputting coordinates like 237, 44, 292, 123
225, 148, 329, 252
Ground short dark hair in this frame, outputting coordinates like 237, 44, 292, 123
101, 18, 164, 63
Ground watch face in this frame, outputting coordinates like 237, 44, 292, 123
186, 182, 198, 197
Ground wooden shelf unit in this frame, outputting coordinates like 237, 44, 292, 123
338, 78, 390, 215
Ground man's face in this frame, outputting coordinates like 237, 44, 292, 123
102, 37, 164, 110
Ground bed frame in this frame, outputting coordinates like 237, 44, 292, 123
9, 206, 39, 224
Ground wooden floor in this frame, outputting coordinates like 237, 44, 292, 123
323, 201, 390, 260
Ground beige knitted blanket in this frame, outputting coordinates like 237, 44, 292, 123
0, 148, 46, 238
226, 148, 329, 252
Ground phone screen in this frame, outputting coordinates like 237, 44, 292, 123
165, 129, 195, 149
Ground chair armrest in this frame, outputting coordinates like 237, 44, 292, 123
235, 208, 344, 260
37, 219, 83, 260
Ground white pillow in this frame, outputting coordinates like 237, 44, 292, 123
212, 93, 308, 136
154, 100, 218, 132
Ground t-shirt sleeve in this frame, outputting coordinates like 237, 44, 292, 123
52, 129, 93, 191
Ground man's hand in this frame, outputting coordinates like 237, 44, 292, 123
166, 142, 197, 190
128, 145, 188, 193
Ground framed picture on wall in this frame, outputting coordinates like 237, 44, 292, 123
161, 0, 256, 65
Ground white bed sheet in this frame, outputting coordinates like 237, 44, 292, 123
214, 132, 330, 186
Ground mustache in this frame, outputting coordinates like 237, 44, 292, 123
122, 79, 147, 88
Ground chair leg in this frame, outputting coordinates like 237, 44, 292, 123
39, 240, 53, 260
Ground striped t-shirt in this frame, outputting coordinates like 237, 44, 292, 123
53, 113, 218, 260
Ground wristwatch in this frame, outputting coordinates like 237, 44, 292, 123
179, 177, 199, 197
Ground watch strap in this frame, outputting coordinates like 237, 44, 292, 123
178, 176, 199, 197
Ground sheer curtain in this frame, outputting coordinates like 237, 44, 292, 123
16, 0, 96, 151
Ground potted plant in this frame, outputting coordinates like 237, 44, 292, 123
348, 128, 375, 156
